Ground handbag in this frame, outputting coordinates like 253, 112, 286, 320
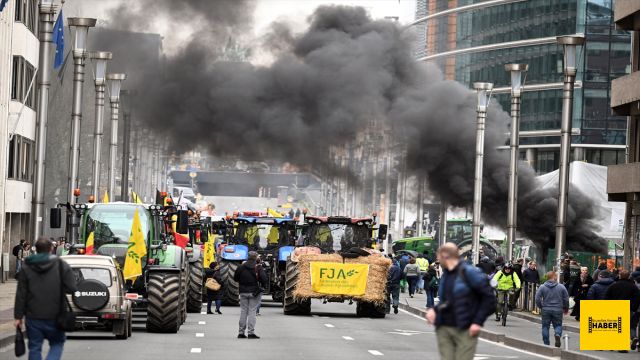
56, 260, 75, 332
205, 277, 221, 291
14, 328, 25, 357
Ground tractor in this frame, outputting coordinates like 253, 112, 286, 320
283, 216, 389, 318
50, 201, 190, 333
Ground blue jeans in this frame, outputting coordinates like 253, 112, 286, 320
541, 309, 563, 346
388, 285, 400, 307
417, 273, 424, 291
426, 288, 435, 308
26, 318, 65, 360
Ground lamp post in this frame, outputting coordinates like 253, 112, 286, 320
66, 17, 96, 243
505, 63, 528, 262
106, 73, 126, 200
31, 0, 56, 242
120, 90, 134, 201
90, 51, 112, 200
555, 35, 584, 282
472, 82, 493, 265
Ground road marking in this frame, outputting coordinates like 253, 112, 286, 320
399, 308, 555, 360
342, 336, 354, 341
324, 323, 335, 328
196, 333, 204, 337
200, 311, 207, 315
388, 329, 433, 336
368, 350, 383, 356
190, 348, 201, 353
198, 321, 206, 325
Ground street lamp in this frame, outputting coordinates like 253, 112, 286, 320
555, 35, 584, 282
31, 0, 57, 242
90, 51, 112, 200
106, 73, 126, 201
472, 82, 493, 265
505, 63, 528, 262
66, 17, 96, 243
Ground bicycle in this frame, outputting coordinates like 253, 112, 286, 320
499, 289, 515, 327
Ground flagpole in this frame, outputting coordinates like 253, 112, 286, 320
31, 1, 56, 242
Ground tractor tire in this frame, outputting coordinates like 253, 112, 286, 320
219, 260, 240, 306
146, 272, 182, 333
180, 266, 188, 324
356, 301, 387, 319
187, 259, 204, 313
283, 260, 311, 315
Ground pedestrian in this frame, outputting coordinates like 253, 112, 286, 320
12, 239, 26, 275
14, 237, 77, 360
535, 271, 569, 348
632, 273, 640, 351
494, 256, 505, 272
492, 262, 521, 321
423, 264, 439, 309
522, 261, 540, 311
204, 261, 223, 315
387, 259, 402, 314
605, 270, 640, 350
416, 255, 430, 294
513, 259, 525, 305
233, 251, 267, 339
476, 256, 495, 276
426, 243, 496, 360
403, 257, 421, 298
398, 253, 410, 293
569, 267, 593, 321
586, 270, 614, 300
592, 260, 607, 281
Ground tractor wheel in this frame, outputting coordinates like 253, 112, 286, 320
146, 272, 182, 333
356, 301, 387, 319
219, 260, 240, 306
187, 259, 204, 313
283, 259, 311, 315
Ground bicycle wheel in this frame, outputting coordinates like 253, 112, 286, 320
501, 293, 508, 327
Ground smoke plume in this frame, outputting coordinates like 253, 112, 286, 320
97, 3, 606, 253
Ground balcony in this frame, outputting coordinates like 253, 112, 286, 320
607, 163, 640, 201
611, 71, 640, 116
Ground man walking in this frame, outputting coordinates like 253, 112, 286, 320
14, 237, 76, 360
12, 239, 26, 274
604, 270, 640, 350
535, 271, 569, 348
416, 255, 430, 294
426, 243, 495, 360
234, 251, 267, 339
522, 261, 540, 311
387, 259, 402, 314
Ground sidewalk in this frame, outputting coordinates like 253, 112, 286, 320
398, 292, 637, 360
0, 280, 17, 349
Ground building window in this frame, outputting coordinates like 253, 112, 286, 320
15, 0, 38, 34
7, 135, 34, 183
10, 56, 36, 110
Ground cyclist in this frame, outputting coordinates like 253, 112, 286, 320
492, 262, 521, 321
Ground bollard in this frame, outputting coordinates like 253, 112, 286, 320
563, 333, 569, 351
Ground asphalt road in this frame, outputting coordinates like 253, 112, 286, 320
14, 300, 557, 360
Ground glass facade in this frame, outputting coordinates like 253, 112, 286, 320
414, 0, 630, 173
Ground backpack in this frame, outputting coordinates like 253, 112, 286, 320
429, 275, 439, 290
12, 244, 21, 257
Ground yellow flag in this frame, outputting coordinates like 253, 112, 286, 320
85, 231, 95, 255
203, 232, 214, 269
131, 191, 143, 204
123, 208, 147, 281
267, 208, 283, 218
102, 190, 110, 203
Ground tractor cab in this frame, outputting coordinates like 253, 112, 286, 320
303, 216, 375, 253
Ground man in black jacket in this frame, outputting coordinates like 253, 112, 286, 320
234, 251, 268, 339
14, 237, 76, 360
605, 270, 640, 349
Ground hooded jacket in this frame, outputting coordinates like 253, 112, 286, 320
605, 279, 640, 312
535, 280, 569, 312
233, 260, 268, 294
586, 277, 614, 300
14, 254, 76, 320
387, 263, 402, 286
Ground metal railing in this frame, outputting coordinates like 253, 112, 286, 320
517, 282, 540, 313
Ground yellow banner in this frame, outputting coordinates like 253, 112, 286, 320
203, 235, 215, 269
123, 209, 147, 281
310, 262, 369, 296
580, 300, 630, 350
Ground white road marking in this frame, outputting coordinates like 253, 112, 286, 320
399, 308, 555, 360
198, 321, 206, 325
342, 336, 354, 341
368, 350, 384, 356
200, 311, 207, 315
196, 333, 204, 337
324, 323, 335, 328
190, 348, 202, 353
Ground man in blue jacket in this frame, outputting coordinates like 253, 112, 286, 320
426, 243, 496, 360
535, 271, 569, 347
387, 260, 402, 314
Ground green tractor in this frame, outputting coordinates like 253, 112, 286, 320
51, 202, 190, 333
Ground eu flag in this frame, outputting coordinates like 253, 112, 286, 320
53, 10, 64, 69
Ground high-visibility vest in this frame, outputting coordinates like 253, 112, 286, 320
416, 257, 429, 271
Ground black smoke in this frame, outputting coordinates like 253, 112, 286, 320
97, 3, 606, 253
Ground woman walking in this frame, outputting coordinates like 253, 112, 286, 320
423, 264, 439, 308
404, 257, 421, 298
570, 266, 593, 320
205, 262, 223, 314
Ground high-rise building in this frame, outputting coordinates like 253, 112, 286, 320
413, 0, 630, 174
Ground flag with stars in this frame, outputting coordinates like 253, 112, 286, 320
53, 10, 64, 69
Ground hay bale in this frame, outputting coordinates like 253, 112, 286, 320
293, 253, 391, 303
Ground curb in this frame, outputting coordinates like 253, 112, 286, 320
398, 303, 602, 360
0, 331, 17, 350
509, 311, 581, 333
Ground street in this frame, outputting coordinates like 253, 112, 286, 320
59, 300, 549, 360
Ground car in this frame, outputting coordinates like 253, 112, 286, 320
61, 255, 132, 339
